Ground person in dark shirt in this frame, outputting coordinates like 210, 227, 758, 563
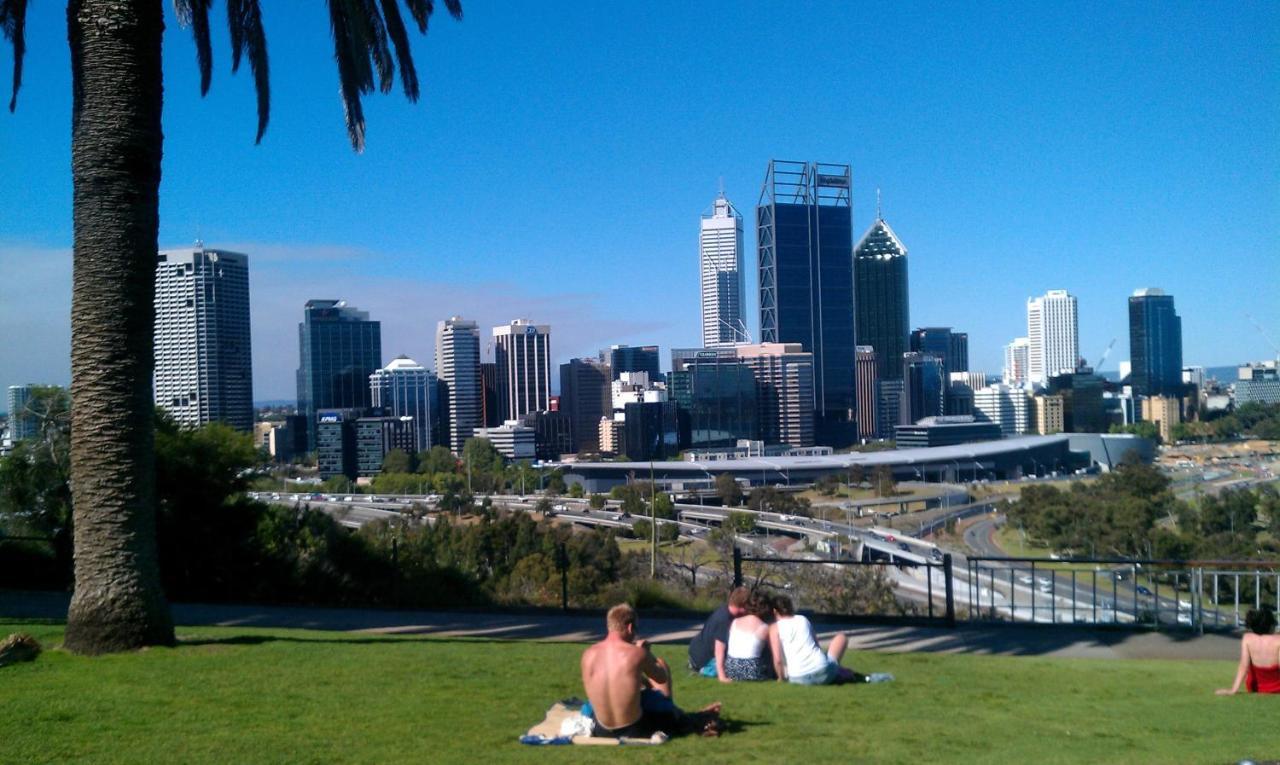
688, 587, 750, 678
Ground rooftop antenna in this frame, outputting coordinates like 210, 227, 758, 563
876, 188, 882, 220
718, 175, 725, 198
194, 223, 203, 250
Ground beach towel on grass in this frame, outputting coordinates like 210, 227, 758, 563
520, 701, 667, 746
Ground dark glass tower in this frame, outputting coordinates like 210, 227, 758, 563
608, 345, 661, 382
902, 352, 945, 425
855, 215, 910, 382
297, 300, 382, 450
669, 357, 759, 449
909, 327, 969, 377
758, 160, 856, 447
559, 357, 611, 454
1128, 289, 1183, 397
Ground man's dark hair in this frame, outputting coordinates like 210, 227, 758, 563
772, 593, 795, 617
1245, 608, 1277, 635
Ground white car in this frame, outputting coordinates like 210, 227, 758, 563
1018, 576, 1034, 585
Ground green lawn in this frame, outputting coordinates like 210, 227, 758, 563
0, 620, 1264, 765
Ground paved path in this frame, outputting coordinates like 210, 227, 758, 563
2, 589, 1237, 661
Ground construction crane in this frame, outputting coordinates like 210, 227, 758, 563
1245, 313, 1280, 362
1095, 337, 1117, 370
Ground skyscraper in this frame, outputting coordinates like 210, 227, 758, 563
855, 346, 879, 440
700, 191, 747, 347
854, 212, 910, 383
5, 384, 38, 444
608, 345, 661, 381
909, 327, 969, 377
1027, 290, 1079, 386
1128, 288, 1183, 397
1004, 337, 1030, 386
436, 316, 481, 454
902, 352, 945, 425
735, 342, 815, 448
154, 246, 253, 431
369, 355, 436, 452
668, 351, 759, 449
493, 320, 551, 421
559, 357, 611, 454
297, 299, 381, 449
757, 160, 855, 446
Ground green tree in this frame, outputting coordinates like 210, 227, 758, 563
632, 518, 677, 542
567, 482, 585, 499
0, 387, 73, 579
462, 437, 504, 492
651, 492, 675, 520
418, 446, 458, 477
727, 511, 756, 534
545, 471, 568, 496
588, 493, 607, 511
0, 0, 462, 654
380, 449, 414, 475
716, 473, 743, 506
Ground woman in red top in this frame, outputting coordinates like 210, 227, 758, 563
1217, 608, 1280, 695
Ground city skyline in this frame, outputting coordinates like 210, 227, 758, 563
2, 4, 1277, 399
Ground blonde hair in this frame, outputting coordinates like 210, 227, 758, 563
606, 603, 637, 634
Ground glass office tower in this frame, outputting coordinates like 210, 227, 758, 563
669, 355, 759, 448
297, 300, 382, 450
854, 216, 910, 383
757, 160, 856, 447
1128, 289, 1183, 397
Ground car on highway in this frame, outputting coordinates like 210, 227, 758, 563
897, 542, 911, 552
883, 534, 896, 543
1176, 612, 1192, 625
1018, 576, 1033, 585
1038, 582, 1053, 594
1135, 585, 1153, 596
1035, 576, 1051, 587
553, 504, 568, 512
930, 549, 943, 561
342, 496, 354, 502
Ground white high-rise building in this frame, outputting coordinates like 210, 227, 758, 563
154, 245, 253, 430
1026, 290, 1078, 386
1003, 337, 1030, 386
493, 320, 551, 421
436, 316, 481, 454
699, 192, 746, 347
369, 355, 436, 453
973, 384, 1032, 436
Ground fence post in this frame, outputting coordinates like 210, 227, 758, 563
943, 553, 956, 627
732, 546, 743, 587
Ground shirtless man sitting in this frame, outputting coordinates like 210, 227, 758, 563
581, 604, 723, 739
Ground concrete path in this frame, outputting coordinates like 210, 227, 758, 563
2, 589, 1238, 661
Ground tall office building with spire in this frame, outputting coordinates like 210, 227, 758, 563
700, 191, 746, 347
757, 160, 856, 447
436, 316, 481, 454
154, 245, 253, 431
854, 195, 910, 384
1027, 290, 1079, 386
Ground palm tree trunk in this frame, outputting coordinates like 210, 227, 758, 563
63, 0, 174, 654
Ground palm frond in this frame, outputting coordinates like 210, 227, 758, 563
326, 0, 461, 152
379, 0, 418, 100
0, 0, 28, 112
328, 0, 369, 151
174, 0, 214, 96
227, 0, 271, 143
353, 0, 394, 94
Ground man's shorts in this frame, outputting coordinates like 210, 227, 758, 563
587, 690, 680, 738
788, 657, 840, 686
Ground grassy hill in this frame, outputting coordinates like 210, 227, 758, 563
0, 620, 1263, 764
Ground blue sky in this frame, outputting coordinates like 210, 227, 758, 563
2, 1, 1277, 400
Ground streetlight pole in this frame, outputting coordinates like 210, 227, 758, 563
650, 458, 657, 579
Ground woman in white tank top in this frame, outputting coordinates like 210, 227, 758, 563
722, 591, 775, 682
768, 593, 856, 685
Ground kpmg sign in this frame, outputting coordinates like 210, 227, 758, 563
318, 413, 341, 424
816, 173, 849, 188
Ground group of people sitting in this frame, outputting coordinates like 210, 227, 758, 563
689, 586, 881, 685
579, 586, 887, 741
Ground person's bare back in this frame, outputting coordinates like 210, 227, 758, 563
581, 635, 648, 729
